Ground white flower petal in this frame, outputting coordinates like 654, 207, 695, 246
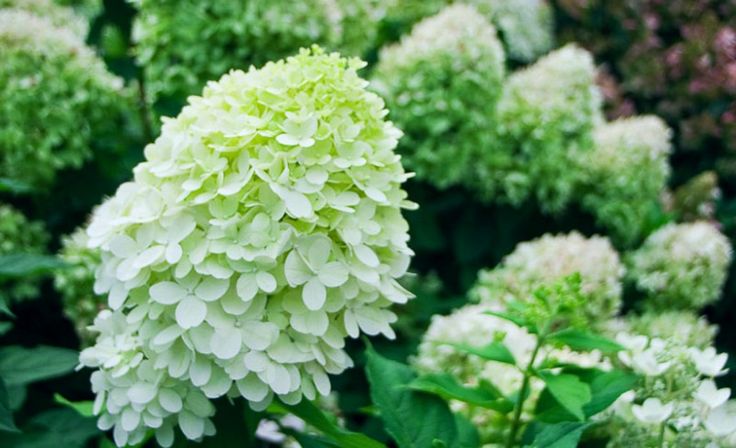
175, 296, 207, 329
211, 327, 243, 360
149, 281, 188, 305
194, 277, 230, 302
302, 278, 326, 311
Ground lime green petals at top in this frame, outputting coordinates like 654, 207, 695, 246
79, 47, 415, 447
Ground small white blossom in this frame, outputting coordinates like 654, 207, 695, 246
632, 398, 674, 424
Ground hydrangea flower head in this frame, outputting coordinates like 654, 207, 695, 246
0, 8, 130, 186
472, 232, 624, 323
629, 222, 732, 310
580, 116, 672, 246
80, 47, 415, 446
625, 310, 718, 349
372, 4, 505, 189
0, 0, 89, 37
491, 44, 602, 212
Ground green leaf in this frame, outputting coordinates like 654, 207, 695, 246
583, 370, 639, 417
0, 322, 12, 336
0, 378, 18, 433
446, 342, 516, 366
365, 345, 472, 448
0, 408, 98, 448
0, 254, 66, 280
408, 374, 512, 413
453, 413, 480, 448
526, 422, 590, 448
273, 399, 383, 448
0, 346, 78, 387
547, 329, 624, 353
53, 395, 94, 418
483, 310, 527, 329
538, 373, 591, 421
0, 178, 33, 194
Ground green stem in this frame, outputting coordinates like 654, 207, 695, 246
505, 337, 544, 448
657, 421, 666, 448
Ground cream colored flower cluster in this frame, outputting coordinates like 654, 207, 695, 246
629, 222, 732, 310
472, 232, 624, 323
0, 0, 89, 36
581, 116, 672, 245
608, 333, 736, 447
80, 47, 415, 446
372, 4, 505, 188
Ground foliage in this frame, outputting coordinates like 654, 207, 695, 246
0, 204, 49, 304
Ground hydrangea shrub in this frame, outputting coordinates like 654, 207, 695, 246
0, 8, 130, 186
629, 222, 732, 310
609, 333, 736, 447
131, 0, 341, 102
372, 4, 505, 189
491, 44, 602, 212
0, 203, 49, 302
580, 116, 672, 246
472, 232, 624, 323
55, 227, 103, 346
79, 47, 415, 446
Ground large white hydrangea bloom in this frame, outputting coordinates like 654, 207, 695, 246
629, 222, 732, 310
472, 232, 624, 323
80, 47, 415, 446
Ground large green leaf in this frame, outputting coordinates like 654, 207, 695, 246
365, 346, 476, 448
447, 342, 516, 366
0, 378, 18, 433
454, 413, 480, 448
0, 408, 98, 448
538, 373, 591, 421
0, 346, 78, 387
547, 329, 624, 353
525, 422, 590, 448
408, 373, 512, 413
0, 255, 66, 279
273, 399, 383, 448
582, 370, 639, 417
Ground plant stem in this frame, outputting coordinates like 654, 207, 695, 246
657, 421, 666, 448
505, 337, 544, 448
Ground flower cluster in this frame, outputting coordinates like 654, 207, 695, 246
132, 0, 382, 103
669, 171, 721, 222
608, 333, 736, 447
55, 227, 104, 346
0, 8, 130, 187
0, 0, 89, 37
629, 222, 732, 310
80, 47, 415, 446
372, 4, 505, 189
625, 310, 718, 349
467, 0, 554, 62
580, 116, 672, 246
0, 203, 49, 303
383, 0, 554, 62
471, 232, 624, 323
414, 302, 608, 444
491, 44, 602, 212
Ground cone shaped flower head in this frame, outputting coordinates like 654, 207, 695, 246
471, 232, 624, 324
629, 222, 732, 310
80, 47, 415, 446
372, 4, 505, 189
